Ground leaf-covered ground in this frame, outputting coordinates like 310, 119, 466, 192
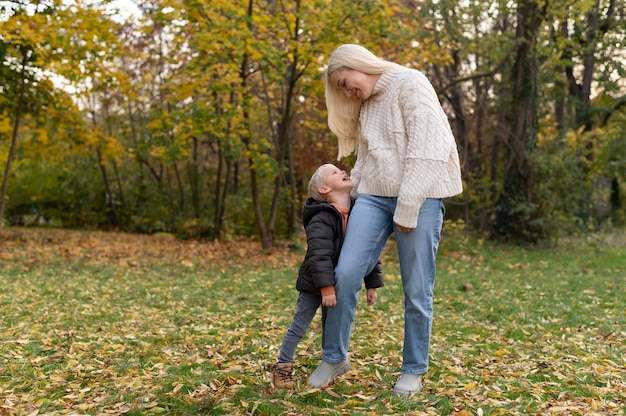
0, 227, 624, 415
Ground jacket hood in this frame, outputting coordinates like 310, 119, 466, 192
302, 197, 335, 227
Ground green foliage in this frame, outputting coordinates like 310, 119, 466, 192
531, 130, 590, 238
6, 156, 108, 228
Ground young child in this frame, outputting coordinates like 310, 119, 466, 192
272, 163, 384, 388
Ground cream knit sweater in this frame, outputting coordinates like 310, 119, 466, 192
351, 67, 463, 228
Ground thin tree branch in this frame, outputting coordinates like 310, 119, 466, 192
440, 41, 521, 92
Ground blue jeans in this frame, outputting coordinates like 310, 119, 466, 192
278, 292, 326, 363
321, 195, 444, 375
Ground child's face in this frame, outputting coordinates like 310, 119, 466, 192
322, 164, 353, 192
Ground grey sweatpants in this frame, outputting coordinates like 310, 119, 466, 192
278, 291, 326, 363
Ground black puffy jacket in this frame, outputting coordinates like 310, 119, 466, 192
295, 197, 384, 293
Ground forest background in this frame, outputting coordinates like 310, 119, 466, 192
1, 0, 625, 247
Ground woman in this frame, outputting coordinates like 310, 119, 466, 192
307, 44, 463, 396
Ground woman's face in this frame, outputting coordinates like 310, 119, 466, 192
329, 68, 377, 100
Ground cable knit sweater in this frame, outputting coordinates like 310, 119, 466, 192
350, 67, 464, 228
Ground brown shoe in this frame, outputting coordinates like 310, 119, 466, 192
272, 362, 294, 388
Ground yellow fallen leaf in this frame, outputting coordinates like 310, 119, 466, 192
171, 383, 184, 394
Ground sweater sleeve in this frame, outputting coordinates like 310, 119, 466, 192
394, 77, 453, 228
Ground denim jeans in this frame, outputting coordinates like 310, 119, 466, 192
321, 195, 444, 375
278, 291, 326, 363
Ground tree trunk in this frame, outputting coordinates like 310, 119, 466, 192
240, 0, 274, 249
610, 177, 621, 214
218, 158, 232, 239
439, 52, 469, 225
0, 48, 29, 236
286, 126, 297, 237
104, 101, 127, 226
90, 107, 119, 228
266, 0, 304, 243
213, 144, 231, 240
163, 166, 176, 230
111, 159, 126, 225
188, 136, 200, 220
95, 146, 119, 228
125, 98, 148, 213
493, 0, 546, 241
564, 0, 617, 227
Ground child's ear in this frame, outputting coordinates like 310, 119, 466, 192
318, 185, 331, 195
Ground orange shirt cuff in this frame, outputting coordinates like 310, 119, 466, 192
320, 286, 336, 296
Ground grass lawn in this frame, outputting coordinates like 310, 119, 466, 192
0, 225, 624, 415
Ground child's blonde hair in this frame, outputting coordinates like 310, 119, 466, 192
325, 44, 400, 159
308, 164, 331, 202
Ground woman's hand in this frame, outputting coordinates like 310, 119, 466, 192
396, 224, 414, 233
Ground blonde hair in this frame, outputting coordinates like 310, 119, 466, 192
308, 164, 332, 201
325, 44, 401, 159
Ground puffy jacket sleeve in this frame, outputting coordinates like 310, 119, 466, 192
304, 212, 337, 290
363, 259, 384, 289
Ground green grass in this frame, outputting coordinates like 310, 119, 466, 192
0, 226, 624, 415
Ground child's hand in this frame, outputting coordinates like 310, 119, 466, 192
366, 288, 377, 305
322, 293, 337, 307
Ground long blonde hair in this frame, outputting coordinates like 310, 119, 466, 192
325, 44, 401, 159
